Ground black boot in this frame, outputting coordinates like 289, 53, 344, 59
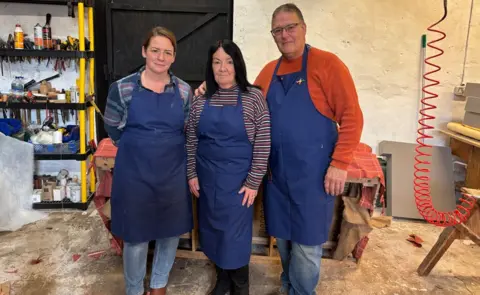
229, 264, 249, 295
209, 265, 231, 295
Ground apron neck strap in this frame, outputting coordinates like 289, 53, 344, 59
273, 45, 309, 77
172, 81, 180, 98
236, 88, 242, 105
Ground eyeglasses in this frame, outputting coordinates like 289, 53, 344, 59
270, 23, 300, 37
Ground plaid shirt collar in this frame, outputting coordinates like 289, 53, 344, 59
134, 66, 177, 88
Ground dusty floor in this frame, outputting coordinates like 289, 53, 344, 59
0, 205, 479, 295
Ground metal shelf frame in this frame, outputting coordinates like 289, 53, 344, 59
3, 1, 98, 210
0, 0, 94, 7
0, 49, 95, 59
0, 102, 90, 110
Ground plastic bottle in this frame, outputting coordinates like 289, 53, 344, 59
11, 76, 25, 99
14, 24, 24, 49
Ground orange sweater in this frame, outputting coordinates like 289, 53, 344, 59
254, 46, 363, 170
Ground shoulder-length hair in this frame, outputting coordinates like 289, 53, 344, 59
205, 39, 260, 98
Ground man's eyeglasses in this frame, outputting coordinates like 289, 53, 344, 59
270, 23, 300, 37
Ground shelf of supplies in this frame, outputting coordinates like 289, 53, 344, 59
34, 148, 92, 161
0, 49, 94, 59
0, 101, 90, 110
0, 0, 94, 6
32, 192, 94, 210
0, 0, 72, 4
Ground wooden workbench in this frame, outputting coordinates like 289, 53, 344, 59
417, 129, 480, 276
175, 177, 382, 264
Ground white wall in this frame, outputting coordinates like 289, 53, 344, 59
234, 0, 479, 153
1, 0, 478, 160
0, 3, 93, 175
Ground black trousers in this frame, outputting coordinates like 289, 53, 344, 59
210, 264, 249, 295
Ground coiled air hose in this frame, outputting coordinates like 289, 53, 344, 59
414, 0, 476, 226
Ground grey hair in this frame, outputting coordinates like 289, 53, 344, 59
272, 3, 305, 23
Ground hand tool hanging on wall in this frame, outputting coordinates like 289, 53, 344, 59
24, 73, 61, 90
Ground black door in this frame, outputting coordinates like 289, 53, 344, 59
105, 0, 233, 87
95, 0, 233, 140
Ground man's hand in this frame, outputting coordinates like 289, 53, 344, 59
324, 166, 347, 196
188, 177, 200, 198
194, 81, 207, 96
239, 186, 257, 207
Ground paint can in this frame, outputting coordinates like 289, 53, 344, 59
67, 184, 81, 203
34, 23, 44, 49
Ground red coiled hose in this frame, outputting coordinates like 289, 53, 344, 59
414, 0, 476, 227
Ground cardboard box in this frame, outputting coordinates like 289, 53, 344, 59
42, 185, 53, 201
464, 112, 480, 129
465, 96, 480, 113
95, 157, 115, 170
32, 189, 42, 203
463, 96, 480, 129
43, 180, 57, 189
464, 82, 480, 98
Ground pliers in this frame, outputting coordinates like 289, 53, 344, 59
54, 58, 66, 72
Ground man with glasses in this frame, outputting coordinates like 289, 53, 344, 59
257, 3, 363, 294
195, 3, 363, 294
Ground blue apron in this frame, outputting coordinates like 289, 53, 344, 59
111, 82, 193, 244
197, 90, 254, 269
264, 45, 338, 246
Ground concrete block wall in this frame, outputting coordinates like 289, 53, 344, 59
233, 0, 480, 152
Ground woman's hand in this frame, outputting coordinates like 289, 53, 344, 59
189, 177, 200, 198
239, 186, 257, 207
194, 81, 207, 96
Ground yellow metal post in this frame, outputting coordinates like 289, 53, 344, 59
78, 2, 87, 203
88, 6, 96, 193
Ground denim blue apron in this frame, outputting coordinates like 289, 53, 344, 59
197, 89, 254, 269
111, 82, 193, 244
264, 45, 338, 246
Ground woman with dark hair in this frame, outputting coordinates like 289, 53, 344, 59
104, 26, 193, 295
186, 39, 271, 295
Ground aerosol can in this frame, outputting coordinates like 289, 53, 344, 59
34, 23, 44, 49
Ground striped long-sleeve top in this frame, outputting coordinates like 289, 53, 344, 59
186, 85, 271, 190
103, 67, 192, 145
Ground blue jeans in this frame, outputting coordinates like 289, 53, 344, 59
276, 238, 323, 295
123, 236, 180, 295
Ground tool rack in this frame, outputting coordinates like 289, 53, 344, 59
0, 0, 97, 210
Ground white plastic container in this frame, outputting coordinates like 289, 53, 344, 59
67, 185, 81, 203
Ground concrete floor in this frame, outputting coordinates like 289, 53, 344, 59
0, 205, 479, 295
